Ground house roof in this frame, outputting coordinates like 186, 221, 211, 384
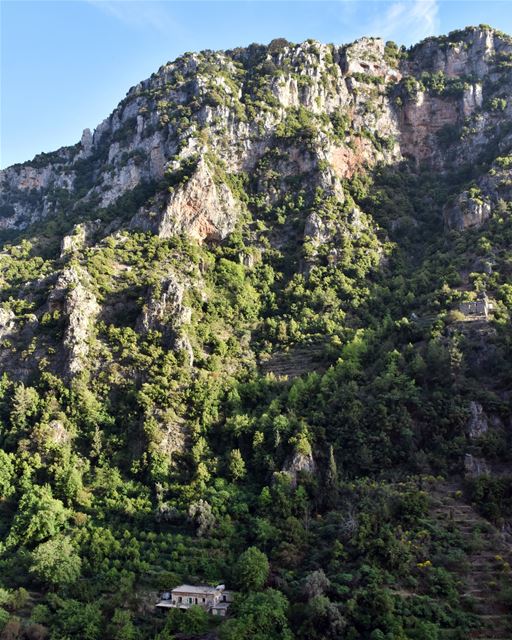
171, 584, 219, 595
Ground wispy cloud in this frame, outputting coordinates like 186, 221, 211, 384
87, 0, 188, 39
367, 0, 440, 44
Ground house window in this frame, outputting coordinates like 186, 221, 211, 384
202, 598, 205, 603
189, 597, 193, 604
222, 595, 226, 602
195, 598, 198, 604
178, 597, 182, 603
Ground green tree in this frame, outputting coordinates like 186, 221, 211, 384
9, 588, 28, 611
30, 537, 81, 587
409, 620, 439, 640
0, 608, 9, 633
298, 595, 346, 640
51, 599, 102, 640
0, 450, 15, 499
7, 485, 68, 547
179, 605, 209, 635
219, 589, 292, 640
158, 607, 182, 638
235, 547, 269, 592
324, 446, 338, 508
10, 384, 40, 432
107, 609, 136, 640
227, 449, 246, 480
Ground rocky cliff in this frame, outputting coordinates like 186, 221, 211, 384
2, 30, 512, 247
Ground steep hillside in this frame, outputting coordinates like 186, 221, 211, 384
0, 25, 511, 640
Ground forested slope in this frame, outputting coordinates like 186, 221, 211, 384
0, 25, 512, 640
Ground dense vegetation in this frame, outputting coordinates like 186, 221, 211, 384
1, 25, 512, 640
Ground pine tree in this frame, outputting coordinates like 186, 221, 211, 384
324, 445, 338, 509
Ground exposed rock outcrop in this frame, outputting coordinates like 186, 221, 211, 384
138, 272, 192, 334
147, 410, 187, 467
48, 419, 72, 446
408, 27, 507, 80
466, 401, 489, 439
60, 220, 101, 257
138, 272, 194, 364
464, 453, 491, 477
444, 191, 492, 230
283, 450, 316, 487
80, 128, 93, 157
157, 159, 240, 242
304, 212, 330, 247
0, 33, 397, 236
400, 90, 460, 165
0, 308, 16, 341
49, 267, 100, 377
3, 26, 510, 241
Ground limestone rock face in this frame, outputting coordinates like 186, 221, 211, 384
48, 419, 72, 446
327, 142, 376, 181
0, 159, 75, 231
64, 271, 100, 376
304, 212, 330, 247
303, 204, 371, 269
157, 159, 240, 242
0, 163, 72, 195
462, 83, 483, 116
283, 451, 316, 487
1, 26, 511, 240
174, 334, 194, 367
0, 308, 16, 341
60, 220, 101, 257
464, 453, 490, 477
149, 410, 187, 464
444, 191, 492, 230
343, 37, 400, 81
466, 401, 489, 439
400, 91, 460, 165
408, 27, 506, 80
138, 273, 191, 334
49, 267, 100, 377
138, 272, 193, 364
0, 34, 399, 235
80, 128, 93, 157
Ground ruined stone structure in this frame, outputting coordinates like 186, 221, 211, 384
458, 293, 494, 319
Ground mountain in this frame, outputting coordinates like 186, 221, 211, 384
0, 25, 512, 640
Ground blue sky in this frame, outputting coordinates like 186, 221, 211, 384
2, 0, 512, 168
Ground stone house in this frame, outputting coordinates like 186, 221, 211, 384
156, 584, 234, 616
